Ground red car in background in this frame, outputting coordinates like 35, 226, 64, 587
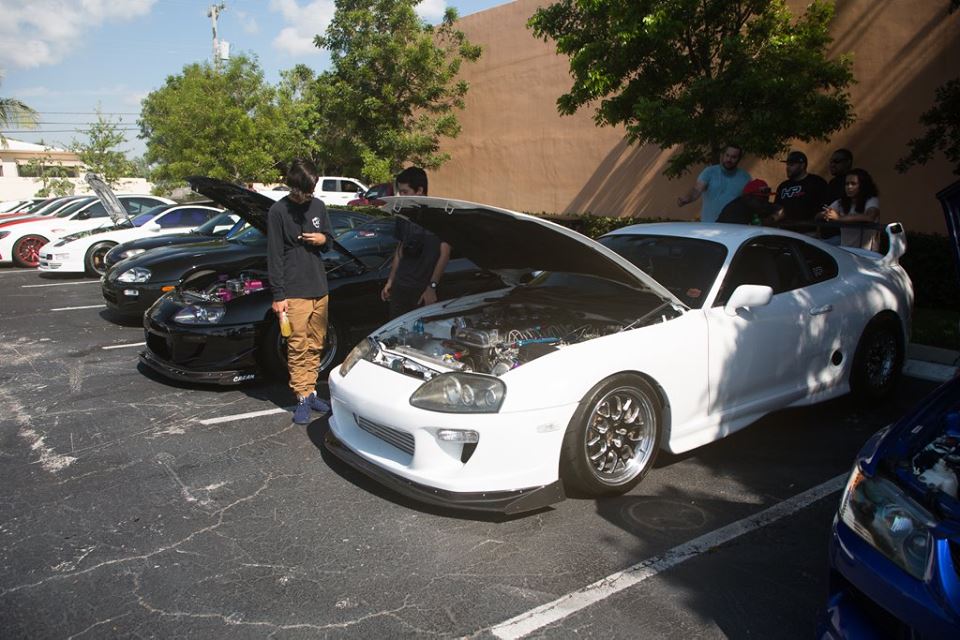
347, 182, 393, 206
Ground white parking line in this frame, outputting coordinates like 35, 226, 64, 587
198, 408, 290, 425
50, 304, 106, 311
0, 269, 37, 274
489, 473, 847, 640
23, 280, 99, 288
102, 342, 146, 350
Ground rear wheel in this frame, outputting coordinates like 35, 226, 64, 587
560, 374, 662, 496
850, 315, 904, 401
84, 241, 117, 276
13, 234, 48, 268
259, 316, 345, 382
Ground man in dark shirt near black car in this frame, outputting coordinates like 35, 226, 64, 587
774, 150, 831, 234
380, 167, 451, 319
267, 159, 335, 425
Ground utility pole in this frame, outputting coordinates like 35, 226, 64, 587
208, 2, 226, 70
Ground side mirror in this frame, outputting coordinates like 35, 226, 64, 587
724, 284, 773, 316
146, 222, 162, 232
75, 210, 91, 220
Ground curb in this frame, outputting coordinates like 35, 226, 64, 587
904, 343, 959, 383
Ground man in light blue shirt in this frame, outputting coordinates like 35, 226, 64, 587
677, 145, 751, 223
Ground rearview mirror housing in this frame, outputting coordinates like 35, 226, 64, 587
724, 284, 773, 316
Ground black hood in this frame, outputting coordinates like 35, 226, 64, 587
187, 177, 272, 232
111, 236, 265, 282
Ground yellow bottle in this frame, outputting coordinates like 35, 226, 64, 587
280, 311, 292, 338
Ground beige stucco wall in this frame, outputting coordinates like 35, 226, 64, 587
432, 0, 960, 234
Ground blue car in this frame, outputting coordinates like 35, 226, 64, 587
822, 375, 960, 638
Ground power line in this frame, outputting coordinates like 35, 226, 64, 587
32, 111, 141, 115
1, 129, 141, 133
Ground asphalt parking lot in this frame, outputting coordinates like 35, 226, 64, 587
0, 265, 938, 639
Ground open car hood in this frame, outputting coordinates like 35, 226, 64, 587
187, 177, 270, 233
85, 173, 129, 224
382, 196, 684, 307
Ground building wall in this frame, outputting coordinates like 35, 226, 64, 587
432, 0, 960, 234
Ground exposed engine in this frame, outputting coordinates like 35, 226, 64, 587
182, 270, 269, 303
378, 299, 676, 376
912, 411, 960, 499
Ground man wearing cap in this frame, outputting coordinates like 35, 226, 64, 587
717, 179, 783, 225
774, 150, 831, 232
677, 144, 751, 223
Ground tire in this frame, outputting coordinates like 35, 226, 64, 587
84, 241, 117, 276
560, 374, 662, 496
12, 234, 48, 268
850, 315, 904, 401
259, 316, 345, 382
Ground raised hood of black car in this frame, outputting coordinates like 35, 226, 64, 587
187, 177, 271, 233
384, 196, 683, 306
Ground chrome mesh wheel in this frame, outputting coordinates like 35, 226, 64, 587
583, 385, 657, 485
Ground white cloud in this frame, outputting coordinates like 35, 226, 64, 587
269, 0, 335, 57
235, 9, 260, 35
416, 0, 448, 22
0, 0, 157, 69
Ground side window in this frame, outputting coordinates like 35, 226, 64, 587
170, 208, 212, 227
125, 197, 165, 214
342, 180, 362, 193
321, 179, 337, 192
715, 237, 806, 306
156, 211, 184, 228
85, 202, 108, 218
794, 240, 839, 284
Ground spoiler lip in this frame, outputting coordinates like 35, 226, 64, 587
882, 222, 906, 265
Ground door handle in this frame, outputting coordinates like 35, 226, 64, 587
809, 304, 833, 315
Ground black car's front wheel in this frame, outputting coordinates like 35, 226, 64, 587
259, 316, 345, 382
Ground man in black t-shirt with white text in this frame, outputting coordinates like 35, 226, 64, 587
774, 150, 831, 234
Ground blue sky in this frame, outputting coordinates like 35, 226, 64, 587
1, 0, 509, 157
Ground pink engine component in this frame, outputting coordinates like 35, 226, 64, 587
210, 275, 266, 302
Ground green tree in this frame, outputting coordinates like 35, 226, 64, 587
0, 72, 39, 148
315, 1, 482, 182
72, 108, 135, 187
139, 55, 281, 186
21, 151, 75, 197
896, 1, 960, 176
529, 0, 855, 177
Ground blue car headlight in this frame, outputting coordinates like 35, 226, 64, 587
339, 337, 379, 377
172, 304, 225, 324
839, 466, 936, 580
410, 372, 506, 413
117, 267, 151, 283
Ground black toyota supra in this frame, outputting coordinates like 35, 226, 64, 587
136, 177, 504, 385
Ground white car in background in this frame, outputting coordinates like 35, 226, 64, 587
325, 197, 913, 514
315, 176, 367, 206
0, 193, 173, 267
39, 203, 228, 276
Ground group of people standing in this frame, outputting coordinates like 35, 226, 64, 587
266, 161, 448, 424
677, 144, 882, 251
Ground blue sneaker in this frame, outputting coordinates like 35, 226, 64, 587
293, 397, 311, 425
306, 392, 330, 414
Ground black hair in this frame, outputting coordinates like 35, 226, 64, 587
840, 168, 879, 213
832, 148, 853, 163
723, 143, 743, 157
285, 158, 319, 199
395, 166, 428, 195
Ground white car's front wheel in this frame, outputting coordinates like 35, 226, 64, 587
85, 241, 117, 276
561, 374, 662, 496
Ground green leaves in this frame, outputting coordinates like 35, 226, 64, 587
72, 108, 135, 188
530, 0, 855, 176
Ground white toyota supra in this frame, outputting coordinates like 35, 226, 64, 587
325, 196, 913, 514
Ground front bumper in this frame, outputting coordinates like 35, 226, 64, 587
820, 516, 960, 638
38, 249, 83, 273
101, 279, 173, 316
327, 359, 579, 511
139, 348, 258, 386
324, 429, 565, 514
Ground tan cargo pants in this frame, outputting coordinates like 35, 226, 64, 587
285, 296, 328, 398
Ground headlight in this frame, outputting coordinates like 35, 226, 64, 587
410, 372, 506, 413
119, 248, 146, 259
0, 231, 10, 240
117, 267, 151, 283
839, 466, 936, 580
172, 304, 225, 324
339, 337, 379, 377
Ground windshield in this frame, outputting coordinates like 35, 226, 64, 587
22, 199, 53, 214
194, 211, 240, 235
55, 198, 95, 218
228, 226, 265, 244
599, 234, 727, 308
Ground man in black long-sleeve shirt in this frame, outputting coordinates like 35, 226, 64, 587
267, 159, 335, 424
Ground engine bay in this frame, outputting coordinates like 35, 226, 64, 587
377, 295, 680, 377
181, 269, 269, 303
912, 410, 960, 500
